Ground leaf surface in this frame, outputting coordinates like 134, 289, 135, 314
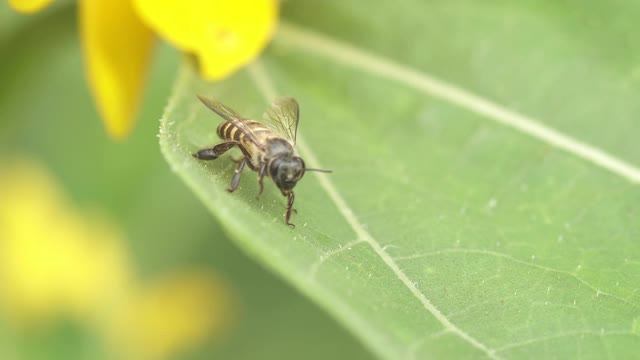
161, 1, 640, 358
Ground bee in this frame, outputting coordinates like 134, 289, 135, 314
192, 95, 331, 227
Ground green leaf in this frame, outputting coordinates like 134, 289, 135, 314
161, 1, 640, 359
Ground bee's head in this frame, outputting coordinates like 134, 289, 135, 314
270, 156, 305, 192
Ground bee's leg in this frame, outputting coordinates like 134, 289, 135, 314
285, 191, 296, 228
192, 141, 239, 160
227, 157, 246, 193
256, 162, 267, 198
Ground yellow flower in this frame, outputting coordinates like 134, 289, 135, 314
0, 158, 233, 359
0, 159, 133, 323
8, 0, 279, 139
7, 0, 52, 13
104, 272, 232, 360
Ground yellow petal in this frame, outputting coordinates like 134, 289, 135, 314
7, 0, 53, 14
105, 271, 233, 360
134, 0, 278, 80
0, 159, 133, 325
80, 0, 155, 139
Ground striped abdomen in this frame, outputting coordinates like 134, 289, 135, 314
217, 120, 274, 143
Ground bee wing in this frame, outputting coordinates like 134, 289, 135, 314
197, 95, 264, 147
262, 96, 300, 145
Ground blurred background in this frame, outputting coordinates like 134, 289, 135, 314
0, 3, 373, 359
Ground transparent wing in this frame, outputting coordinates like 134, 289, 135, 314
262, 96, 300, 144
197, 95, 264, 147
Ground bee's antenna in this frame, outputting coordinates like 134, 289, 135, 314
305, 168, 333, 173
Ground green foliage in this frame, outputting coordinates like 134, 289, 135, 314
161, 1, 640, 359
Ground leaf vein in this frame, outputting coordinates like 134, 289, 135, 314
394, 248, 638, 309
248, 61, 501, 360
307, 239, 366, 280
276, 22, 640, 185
495, 330, 635, 353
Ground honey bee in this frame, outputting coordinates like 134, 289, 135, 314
193, 95, 331, 227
